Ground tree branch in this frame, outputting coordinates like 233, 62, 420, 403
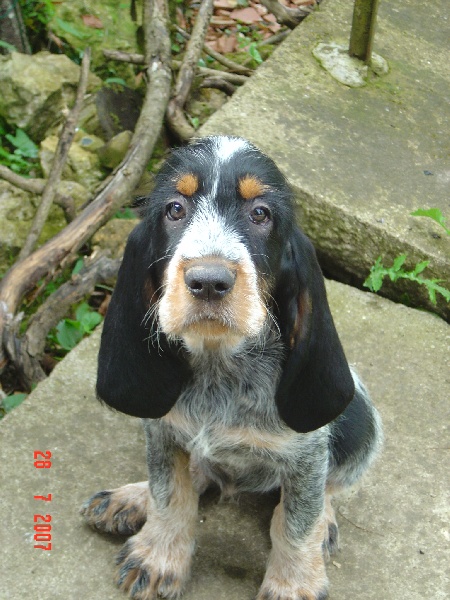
13, 255, 121, 385
103, 48, 147, 64
0, 166, 79, 224
200, 77, 236, 96
167, 0, 215, 140
0, 165, 45, 193
18, 49, 91, 260
197, 66, 248, 84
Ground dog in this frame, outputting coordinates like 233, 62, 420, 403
81, 135, 382, 600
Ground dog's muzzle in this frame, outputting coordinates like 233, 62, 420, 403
184, 263, 236, 301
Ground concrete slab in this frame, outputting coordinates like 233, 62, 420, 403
200, 0, 450, 319
1, 282, 448, 600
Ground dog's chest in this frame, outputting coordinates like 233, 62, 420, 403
165, 405, 295, 455
160, 337, 306, 472
162, 346, 299, 466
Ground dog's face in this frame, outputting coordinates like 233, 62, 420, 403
145, 137, 294, 352
97, 135, 355, 432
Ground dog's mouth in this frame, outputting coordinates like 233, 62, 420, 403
173, 301, 240, 336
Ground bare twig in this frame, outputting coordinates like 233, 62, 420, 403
18, 49, 92, 260
167, 0, 215, 140
175, 25, 252, 75
197, 67, 248, 84
257, 29, 290, 47
0, 0, 172, 376
13, 255, 121, 385
0, 151, 78, 224
103, 48, 147, 64
200, 77, 236, 96
259, 0, 314, 29
0, 165, 45, 194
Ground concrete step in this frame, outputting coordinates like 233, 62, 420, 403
1, 281, 448, 599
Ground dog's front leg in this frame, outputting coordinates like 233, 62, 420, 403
257, 444, 329, 600
116, 419, 198, 600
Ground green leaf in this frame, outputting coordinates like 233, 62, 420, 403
0, 40, 17, 52
411, 208, 449, 235
71, 258, 84, 275
0, 143, 33, 173
363, 257, 385, 292
248, 42, 263, 65
114, 207, 136, 219
392, 254, 407, 272
413, 260, 429, 276
74, 302, 91, 322
74, 302, 102, 333
80, 311, 102, 332
422, 280, 450, 305
105, 77, 127, 87
56, 17, 90, 39
188, 115, 200, 130
56, 319, 83, 350
2, 393, 27, 413
5, 129, 38, 158
365, 253, 450, 306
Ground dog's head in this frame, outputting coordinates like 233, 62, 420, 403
97, 136, 354, 432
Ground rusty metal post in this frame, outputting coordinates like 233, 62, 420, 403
349, 0, 380, 63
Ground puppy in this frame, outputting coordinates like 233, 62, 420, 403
81, 135, 382, 600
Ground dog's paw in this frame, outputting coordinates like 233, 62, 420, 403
257, 531, 329, 600
115, 526, 194, 600
80, 482, 149, 536
257, 548, 329, 600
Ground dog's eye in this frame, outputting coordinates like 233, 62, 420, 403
166, 202, 186, 221
250, 206, 270, 224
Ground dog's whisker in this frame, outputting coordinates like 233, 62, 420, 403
147, 253, 173, 270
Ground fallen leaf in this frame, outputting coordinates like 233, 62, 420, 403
230, 7, 262, 24
214, 0, 237, 8
216, 33, 238, 54
263, 13, 281, 33
81, 14, 104, 29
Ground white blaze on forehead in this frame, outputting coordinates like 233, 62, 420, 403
212, 136, 251, 163
176, 137, 253, 262
176, 196, 243, 262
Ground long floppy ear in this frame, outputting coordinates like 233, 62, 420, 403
96, 222, 191, 418
274, 227, 354, 433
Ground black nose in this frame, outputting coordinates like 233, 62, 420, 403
184, 264, 236, 301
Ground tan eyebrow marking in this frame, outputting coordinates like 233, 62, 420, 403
176, 173, 199, 197
238, 175, 265, 200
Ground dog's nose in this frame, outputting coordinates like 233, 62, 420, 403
184, 264, 236, 301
